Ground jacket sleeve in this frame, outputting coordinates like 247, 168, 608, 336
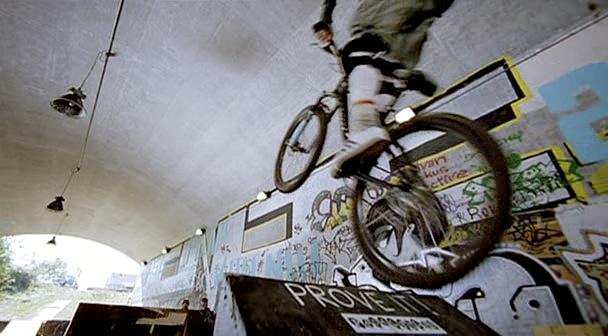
433, 0, 455, 16
320, 0, 336, 24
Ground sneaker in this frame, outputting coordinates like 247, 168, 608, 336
331, 126, 391, 178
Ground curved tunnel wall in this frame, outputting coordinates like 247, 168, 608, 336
138, 14, 608, 334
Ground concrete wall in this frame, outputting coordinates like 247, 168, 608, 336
139, 235, 206, 308
204, 16, 607, 335
138, 9, 608, 335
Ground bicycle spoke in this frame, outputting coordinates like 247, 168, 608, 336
352, 114, 511, 287
277, 110, 324, 186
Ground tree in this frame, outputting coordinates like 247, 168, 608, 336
6, 267, 35, 293
30, 258, 68, 284
0, 238, 10, 292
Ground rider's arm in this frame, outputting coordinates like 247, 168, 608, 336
320, 0, 336, 24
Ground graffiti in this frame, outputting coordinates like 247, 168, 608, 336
257, 251, 266, 274
511, 158, 569, 211
437, 193, 469, 215
439, 222, 483, 249
578, 255, 608, 303
320, 225, 358, 264
220, 244, 232, 254
590, 163, 608, 195
591, 116, 608, 141
293, 223, 302, 235
454, 287, 486, 321
306, 186, 354, 232
339, 249, 586, 335
539, 63, 608, 163
464, 130, 525, 164
462, 176, 495, 207
288, 261, 328, 284
558, 231, 608, 312
415, 155, 469, 190
437, 151, 576, 227
502, 209, 567, 259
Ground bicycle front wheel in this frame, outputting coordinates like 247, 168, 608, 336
352, 113, 511, 288
274, 105, 327, 193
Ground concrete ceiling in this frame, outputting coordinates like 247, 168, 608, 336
0, 0, 600, 261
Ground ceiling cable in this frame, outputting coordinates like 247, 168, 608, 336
55, 0, 126, 199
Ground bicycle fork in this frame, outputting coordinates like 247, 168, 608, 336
288, 112, 314, 152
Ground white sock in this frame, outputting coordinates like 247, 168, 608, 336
348, 65, 382, 133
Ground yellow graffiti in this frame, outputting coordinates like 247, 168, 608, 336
590, 163, 608, 194
324, 197, 354, 231
501, 211, 566, 259
439, 223, 483, 248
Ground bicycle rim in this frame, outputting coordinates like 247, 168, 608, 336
352, 113, 511, 288
274, 106, 327, 193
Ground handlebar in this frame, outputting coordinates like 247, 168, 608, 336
323, 40, 340, 58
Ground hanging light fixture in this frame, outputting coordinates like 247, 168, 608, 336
51, 87, 87, 118
45, 212, 69, 246
46, 196, 65, 212
45, 0, 125, 211
162, 247, 171, 254
46, 236, 57, 245
46, 167, 79, 213
195, 228, 205, 236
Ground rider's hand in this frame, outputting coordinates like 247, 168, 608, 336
312, 21, 333, 45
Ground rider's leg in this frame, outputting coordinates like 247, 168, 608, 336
331, 64, 391, 178
349, 64, 382, 133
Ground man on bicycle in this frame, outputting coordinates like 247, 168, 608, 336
314, 0, 454, 177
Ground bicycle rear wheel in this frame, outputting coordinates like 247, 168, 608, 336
352, 113, 511, 288
274, 105, 327, 193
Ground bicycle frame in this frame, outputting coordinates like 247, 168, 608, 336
302, 39, 408, 180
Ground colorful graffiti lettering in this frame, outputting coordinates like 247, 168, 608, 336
462, 176, 495, 207
577, 255, 608, 303
439, 222, 483, 248
501, 209, 566, 259
539, 63, 608, 163
438, 151, 576, 227
306, 186, 354, 232
510, 153, 575, 211
559, 231, 608, 312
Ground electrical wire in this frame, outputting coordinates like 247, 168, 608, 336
57, 0, 126, 197
78, 51, 105, 89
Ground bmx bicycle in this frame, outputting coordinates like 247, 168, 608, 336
274, 38, 511, 288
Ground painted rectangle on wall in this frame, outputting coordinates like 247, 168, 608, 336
437, 150, 574, 226
393, 58, 527, 161
242, 203, 292, 253
161, 256, 180, 280
413, 58, 525, 121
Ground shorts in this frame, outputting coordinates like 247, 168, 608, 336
349, 0, 449, 69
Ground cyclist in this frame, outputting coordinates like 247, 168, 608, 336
313, 0, 455, 177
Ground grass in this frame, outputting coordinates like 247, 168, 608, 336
0, 284, 131, 321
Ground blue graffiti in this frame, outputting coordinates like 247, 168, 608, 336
539, 63, 608, 163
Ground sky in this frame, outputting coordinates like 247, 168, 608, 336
6, 234, 141, 289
